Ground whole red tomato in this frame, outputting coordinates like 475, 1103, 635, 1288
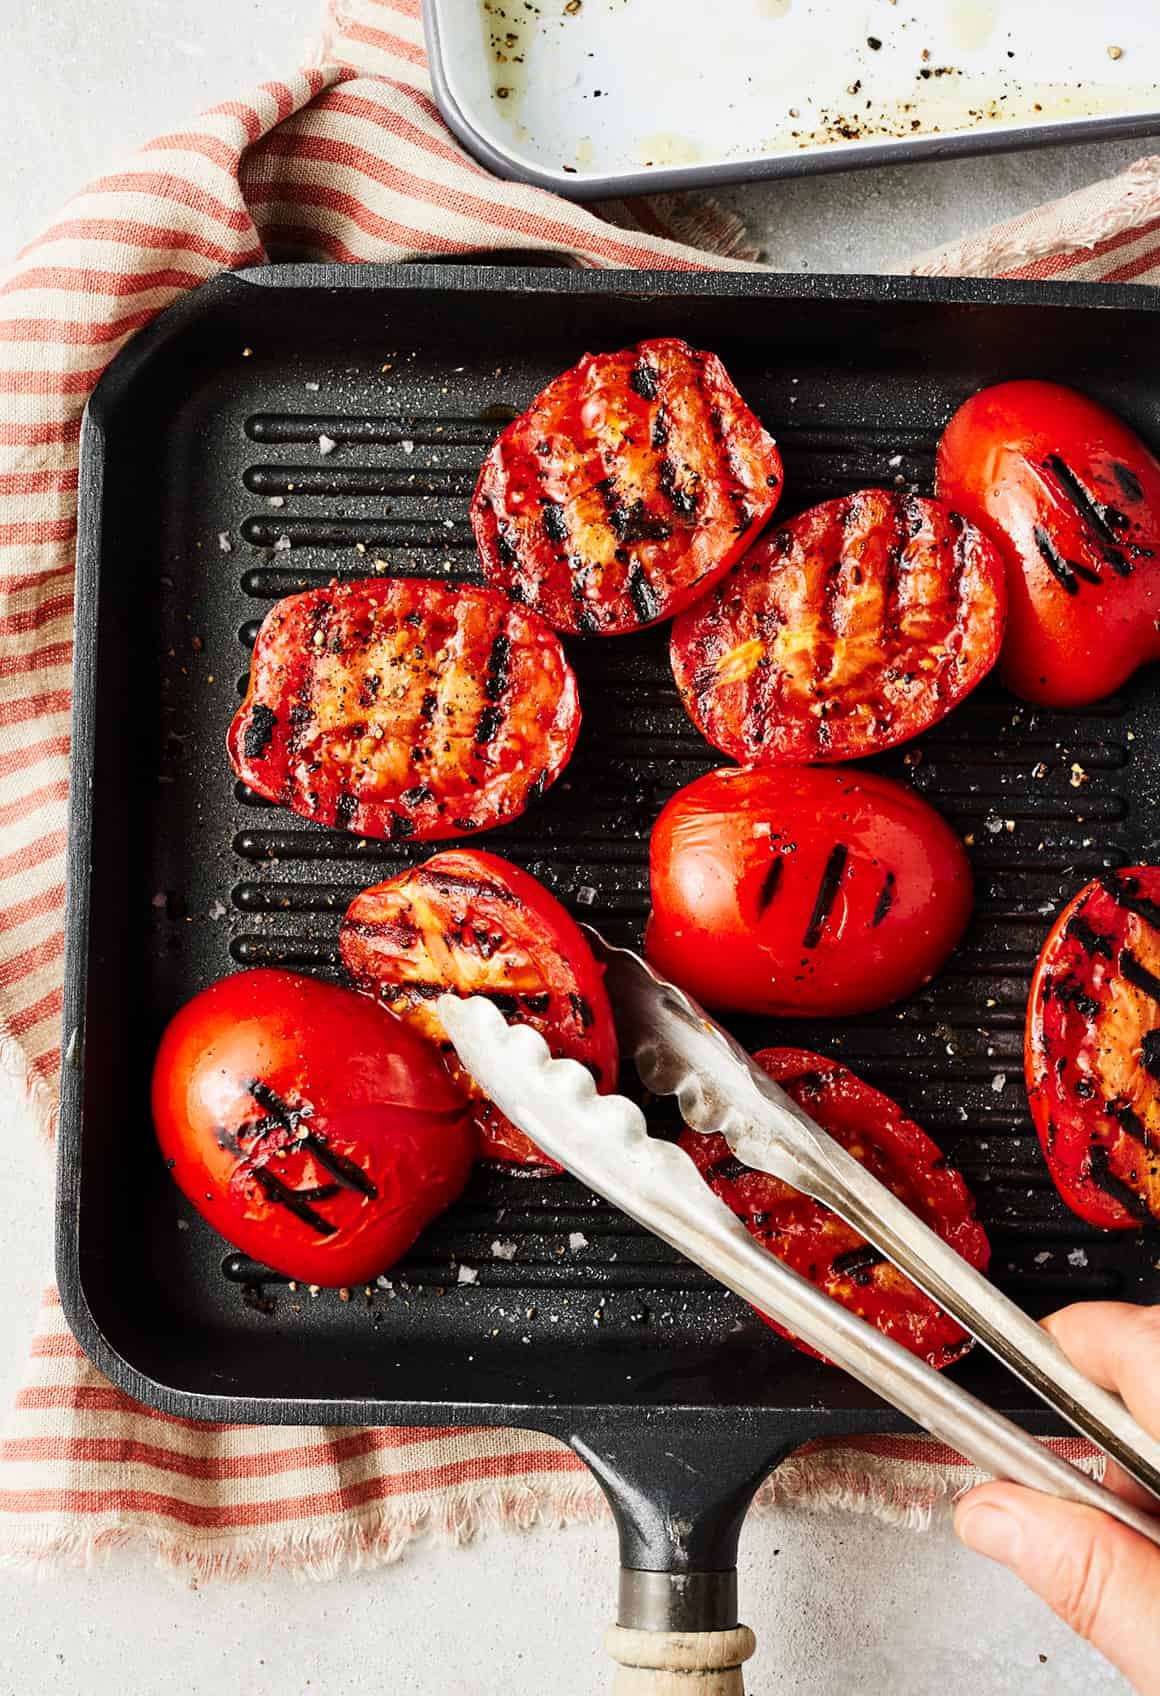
646, 765, 972, 1018
152, 969, 472, 1286
935, 380, 1160, 706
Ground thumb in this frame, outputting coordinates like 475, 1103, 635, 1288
955, 1481, 1160, 1694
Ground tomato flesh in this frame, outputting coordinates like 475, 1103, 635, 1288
471, 337, 783, 635
936, 380, 1160, 707
1026, 867, 1160, 1230
340, 850, 619, 1168
671, 489, 1005, 764
681, 1049, 988, 1366
151, 969, 472, 1286
228, 577, 579, 841
646, 765, 972, 1018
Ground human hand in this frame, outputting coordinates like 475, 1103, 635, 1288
954, 1302, 1160, 1692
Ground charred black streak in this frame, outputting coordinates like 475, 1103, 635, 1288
1065, 913, 1115, 960
415, 867, 518, 904
400, 784, 433, 807
1045, 454, 1131, 544
1034, 524, 1099, 594
1141, 1031, 1160, 1083
301, 1133, 378, 1198
659, 455, 698, 517
871, 870, 896, 929
1088, 1142, 1152, 1221
334, 792, 358, 831
387, 812, 416, 840
1112, 460, 1145, 504
1104, 873, 1160, 934
242, 704, 277, 759
703, 1153, 751, 1184
485, 630, 512, 701
755, 856, 784, 916
520, 991, 551, 1015
1119, 948, 1160, 1004
626, 562, 661, 624
830, 1245, 885, 1285
542, 500, 569, 545
251, 1165, 338, 1235
802, 844, 848, 949
629, 360, 659, 401
474, 704, 504, 745
569, 991, 595, 1030
1047, 975, 1101, 1017
247, 1079, 298, 1129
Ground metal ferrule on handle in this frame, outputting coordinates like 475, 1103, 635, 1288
436, 994, 1160, 1551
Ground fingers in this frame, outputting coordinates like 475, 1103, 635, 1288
956, 1481, 1160, 1695
1043, 1302, 1160, 1436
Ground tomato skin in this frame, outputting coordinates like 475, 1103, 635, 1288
471, 337, 783, 636
935, 380, 1160, 707
228, 577, 579, 841
340, 850, 619, 1168
151, 969, 472, 1285
646, 765, 972, 1018
670, 489, 1006, 764
1026, 868, 1160, 1231
681, 1049, 988, 1367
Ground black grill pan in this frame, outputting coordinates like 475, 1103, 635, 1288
59, 265, 1160, 1628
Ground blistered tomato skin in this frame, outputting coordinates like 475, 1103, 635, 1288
935, 380, 1160, 707
228, 577, 579, 841
1026, 867, 1160, 1231
682, 1048, 989, 1367
670, 489, 1006, 764
341, 850, 618, 1168
646, 765, 972, 1018
472, 337, 783, 635
151, 969, 472, 1285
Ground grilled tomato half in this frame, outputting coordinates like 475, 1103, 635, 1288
151, 969, 472, 1286
1026, 867, 1160, 1230
341, 850, 618, 1168
229, 577, 579, 841
681, 1048, 989, 1367
670, 489, 1006, 764
646, 764, 972, 1018
936, 380, 1160, 707
471, 337, 783, 635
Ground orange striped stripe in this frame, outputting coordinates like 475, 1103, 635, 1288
13, 1385, 250, 1434
1, 267, 201, 299
0, 827, 68, 881
250, 187, 468, 259
0, 884, 66, 935
253, 135, 706, 269
142, 132, 244, 175
0, 311, 157, 345
203, 98, 266, 144
0, 779, 69, 831
7, 985, 63, 1040
0, 366, 100, 395
0, 734, 70, 778
0, 561, 74, 593
1004, 211, 1160, 282
2, 641, 74, 679
317, 90, 493, 181
1101, 246, 1160, 286
338, 18, 427, 68
0, 1451, 584, 1527
76, 173, 255, 233
0, 468, 78, 496
0, 592, 75, 637
22, 220, 260, 270
0, 518, 77, 546
0, 928, 65, 991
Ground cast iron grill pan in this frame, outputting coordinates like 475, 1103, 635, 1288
60, 267, 1160, 1580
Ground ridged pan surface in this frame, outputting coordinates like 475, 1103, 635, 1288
59, 266, 1160, 1429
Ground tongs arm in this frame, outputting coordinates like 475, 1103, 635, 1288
438, 994, 1160, 1550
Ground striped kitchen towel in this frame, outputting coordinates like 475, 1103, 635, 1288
0, 0, 1152, 1576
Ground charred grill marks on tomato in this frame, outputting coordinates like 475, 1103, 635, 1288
755, 855, 784, 916
1102, 873, 1160, 933
1064, 913, 1115, 959
1088, 1143, 1153, 1222
1118, 948, 1160, 1004
242, 703, 277, 760
871, 870, 896, 929
470, 338, 782, 634
1033, 523, 1100, 594
802, 844, 848, 949
250, 1164, 339, 1236
1044, 453, 1132, 544
229, 579, 579, 843
830, 1244, 886, 1284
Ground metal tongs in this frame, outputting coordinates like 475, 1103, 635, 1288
437, 934, 1160, 1547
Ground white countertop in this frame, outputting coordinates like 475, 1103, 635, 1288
0, 3, 1145, 1690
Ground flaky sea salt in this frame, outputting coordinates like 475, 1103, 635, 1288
576, 886, 597, 906
491, 1239, 517, 1261
217, 531, 232, 553
991, 1073, 1006, 1094
318, 434, 337, 456
458, 1264, 479, 1285
568, 1232, 588, 1251
1067, 1248, 1088, 1268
